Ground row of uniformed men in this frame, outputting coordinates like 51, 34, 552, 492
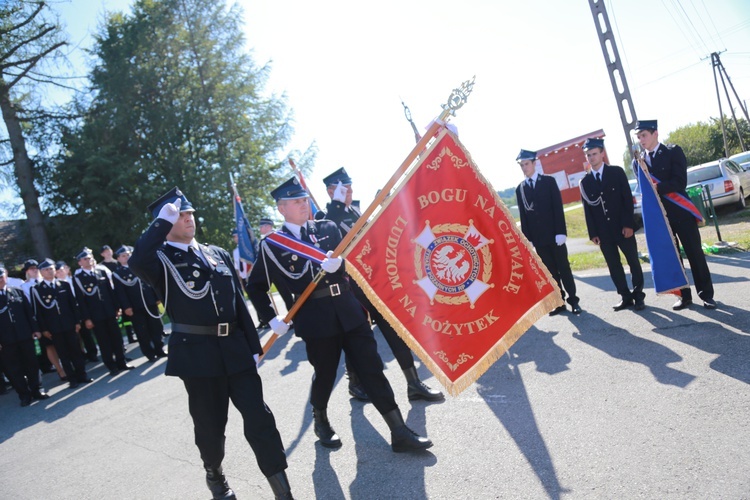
0, 245, 166, 407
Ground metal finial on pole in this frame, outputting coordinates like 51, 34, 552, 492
440, 76, 475, 118
401, 98, 422, 144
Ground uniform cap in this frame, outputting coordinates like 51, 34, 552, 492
271, 177, 309, 201
147, 187, 195, 218
582, 138, 605, 151
55, 261, 67, 270
75, 247, 93, 261
516, 149, 537, 162
22, 259, 39, 273
322, 167, 352, 186
259, 218, 274, 227
100, 245, 112, 253
634, 120, 657, 131
114, 245, 133, 257
38, 258, 56, 270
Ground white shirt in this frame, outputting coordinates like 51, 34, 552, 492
283, 222, 303, 240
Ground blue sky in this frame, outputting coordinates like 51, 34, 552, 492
3, 0, 750, 218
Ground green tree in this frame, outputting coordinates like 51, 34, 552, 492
0, 0, 68, 258
665, 117, 750, 166
47, 0, 300, 255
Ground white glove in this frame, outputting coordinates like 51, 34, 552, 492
332, 181, 347, 203
158, 198, 181, 224
253, 353, 259, 364
555, 234, 566, 246
269, 316, 290, 336
320, 250, 342, 273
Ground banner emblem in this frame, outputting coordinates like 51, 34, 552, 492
414, 222, 492, 306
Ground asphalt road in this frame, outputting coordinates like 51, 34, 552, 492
1, 252, 749, 499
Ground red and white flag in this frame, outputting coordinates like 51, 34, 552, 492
345, 128, 562, 395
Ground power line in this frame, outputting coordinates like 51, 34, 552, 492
698, 0, 726, 50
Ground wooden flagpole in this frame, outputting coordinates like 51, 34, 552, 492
259, 77, 475, 360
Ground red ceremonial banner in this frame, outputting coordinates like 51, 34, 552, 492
345, 128, 562, 395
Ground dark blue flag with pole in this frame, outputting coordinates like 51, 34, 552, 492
231, 175, 258, 266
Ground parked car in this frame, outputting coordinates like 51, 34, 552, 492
686, 158, 750, 209
729, 151, 750, 171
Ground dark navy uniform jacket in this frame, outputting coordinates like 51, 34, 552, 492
129, 217, 261, 378
74, 268, 119, 322
113, 265, 160, 314
580, 164, 636, 243
515, 174, 567, 247
0, 286, 39, 345
31, 280, 81, 334
246, 219, 368, 339
324, 200, 361, 235
632, 143, 692, 223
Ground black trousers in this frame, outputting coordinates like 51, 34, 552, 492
0, 338, 40, 399
669, 215, 714, 301
181, 369, 287, 478
600, 236, 645, 302
536, 243, 579, 306
52, 329, 88, 382
79, 328, 98, 360
128, 310, 164, 359
92, 317, 127, 370
304, 321, 397, 415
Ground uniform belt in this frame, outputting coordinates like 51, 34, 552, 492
309, 281, 350, 300
171, 322, 236, 336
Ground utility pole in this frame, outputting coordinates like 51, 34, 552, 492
588, 0, 638, 156
709, 51, 747, 156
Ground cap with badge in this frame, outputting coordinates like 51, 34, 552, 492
516, 149, 537, 162
147, 187, 195, 218
114, 245, 133, 257
582, 138, 605, 151
271, 177, 309, 201
76, 247, 93, 261
634, 120, 657, 132
259, 218, 274, 227
322, 167, 352, 187
55, 261, 67, 271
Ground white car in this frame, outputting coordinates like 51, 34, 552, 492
628, 178, 642, 218
729, 151, 750, 171
686, 158, 750, 209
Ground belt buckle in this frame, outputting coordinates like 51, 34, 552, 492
329, 283, 341, 297
217, 323, 230, 336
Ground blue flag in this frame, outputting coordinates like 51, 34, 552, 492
234, 194, 258, 264
637, 165, 688, 294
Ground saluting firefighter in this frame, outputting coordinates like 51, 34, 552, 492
74, 247, 134, 376
579, 138, 646, 311
128, 187, 293, 500
515, 149, 582, 315
319, 167, 443, 403
0, 266, 50, 406
246, 177, 433, 453
112, 245, 167, 362
32, 259, 92, 389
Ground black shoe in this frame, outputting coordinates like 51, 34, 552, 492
119, 364, 135, 371
613, 299, 634, 311
571, 304, 582, 315
69, 380, 79, 389
634, 300, 646, 311
155, 350, 168, 358
383, 409, 433, 452
59, 375, 68, 382
549, 305, 566, 316
267, 471, 294, 500
32, 389, 50, 400
403, 367, 444, 402
147, 356, 158, 362
20, 396, 32, 407
312, 407, 342, 448
256, 321, 269, 330
346, 370, 370, 402
703, 298, 717, 309
672, 298, 693, 311
205, 467, 236, 500
78, 378, 94, 384
109, 368, 121, 376
124, 356, 133, 362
